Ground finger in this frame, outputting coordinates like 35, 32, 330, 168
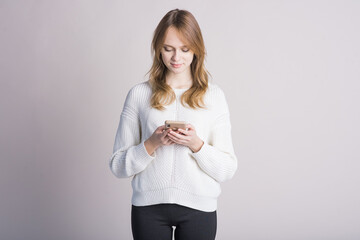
165, 137, 175, 145
163, 137, 171, 145
169, 136, 184, 145
162, 128, 171, 136
173, 130, 187, 137
168, 130, 179, 139
177, 128, 188, 135
167, 133, 178, 143
185, 123, 195, 130
169, 131, 186, 142
166, 134, 175, 141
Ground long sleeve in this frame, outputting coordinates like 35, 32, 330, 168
109, 87, 155, 178
190, 90, 238, 183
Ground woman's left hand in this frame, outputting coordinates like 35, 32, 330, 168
167, 123, 204, 153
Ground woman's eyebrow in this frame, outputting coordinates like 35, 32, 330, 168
163, 44, 188, 48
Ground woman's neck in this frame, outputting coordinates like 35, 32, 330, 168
165, 70, 193, 89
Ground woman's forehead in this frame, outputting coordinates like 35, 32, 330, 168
163, 27, 189, 46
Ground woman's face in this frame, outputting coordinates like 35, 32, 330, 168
160, 27, 194, 74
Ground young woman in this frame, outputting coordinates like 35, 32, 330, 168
109, 8, 238, 240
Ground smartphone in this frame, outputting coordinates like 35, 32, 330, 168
165, 120, 188, 131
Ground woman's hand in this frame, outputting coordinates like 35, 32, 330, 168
144, 125, 175, 155
167, 123, 204, 153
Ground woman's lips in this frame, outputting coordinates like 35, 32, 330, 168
171, 63, 182, 68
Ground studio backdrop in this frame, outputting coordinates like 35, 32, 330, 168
1, 1, 359, 240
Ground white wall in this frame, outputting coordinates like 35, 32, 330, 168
1, 0, 359, 239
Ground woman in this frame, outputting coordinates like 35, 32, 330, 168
109, 8, 238, 240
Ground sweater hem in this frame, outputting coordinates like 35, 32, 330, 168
131, 187, 218, 212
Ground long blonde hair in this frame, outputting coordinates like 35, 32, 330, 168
145, 9, 211, 110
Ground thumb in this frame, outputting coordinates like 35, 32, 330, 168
158, 125, 166, 132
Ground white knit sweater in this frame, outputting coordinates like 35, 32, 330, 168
109, 80, 237, 212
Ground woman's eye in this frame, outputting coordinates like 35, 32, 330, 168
163, 47, 189, 52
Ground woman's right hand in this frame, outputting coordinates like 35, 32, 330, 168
144, 125, 174, 155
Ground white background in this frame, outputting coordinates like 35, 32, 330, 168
1, 0, 359, 239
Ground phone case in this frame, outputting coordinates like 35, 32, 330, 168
165, 120, 187, 131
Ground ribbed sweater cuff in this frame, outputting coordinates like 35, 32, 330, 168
190, 142, 223, 180
136, 140, 156, 167
190, 141, 211, 160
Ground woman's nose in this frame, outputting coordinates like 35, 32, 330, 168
171, 50, 180, 61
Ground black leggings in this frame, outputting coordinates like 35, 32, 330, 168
131, 203, 217, 240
